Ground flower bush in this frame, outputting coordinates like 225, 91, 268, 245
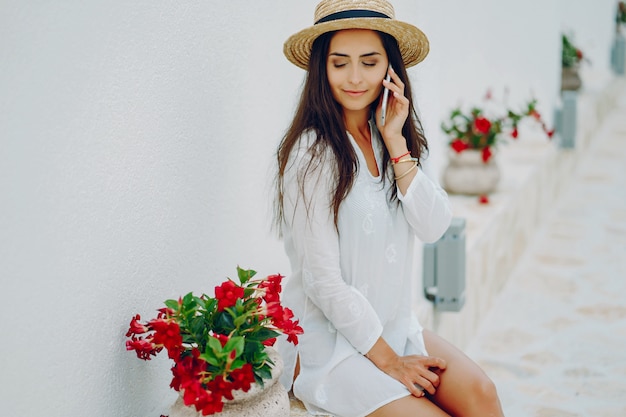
126, 267, 303, 416
562, 34, 584, 68
441, 92, 554, 164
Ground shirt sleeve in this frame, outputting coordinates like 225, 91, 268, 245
397, 161, 453, 243
282, 136, 383, 354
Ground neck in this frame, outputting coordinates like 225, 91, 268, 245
343, 108, 371, 141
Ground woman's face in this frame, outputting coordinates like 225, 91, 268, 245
326, 29, 389, 114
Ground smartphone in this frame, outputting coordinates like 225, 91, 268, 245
381, 65, 392, 126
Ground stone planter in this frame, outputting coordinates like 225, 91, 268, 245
170, 347, 289, 417
561, 65, 582, 91
442, 149, 500, 195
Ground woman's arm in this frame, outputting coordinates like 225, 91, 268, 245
397, 168, 452, 243
374, 67, 452, 243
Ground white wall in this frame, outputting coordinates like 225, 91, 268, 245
0, 1, 617, 416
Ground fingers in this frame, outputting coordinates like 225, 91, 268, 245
414, 368, 441, 395
386, 355, 447, 398
382, 66, 405, 97
424, 356, 447, 371
402, 376, 426, 398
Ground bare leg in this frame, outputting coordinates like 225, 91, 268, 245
367, 394, 451, 417
423, 329, 505, 417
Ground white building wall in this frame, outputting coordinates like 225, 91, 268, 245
0, 1, 618, 416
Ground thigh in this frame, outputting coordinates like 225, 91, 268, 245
423, 329, 500, 417
367, 394, 451, 417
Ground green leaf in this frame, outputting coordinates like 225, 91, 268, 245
190, 316, 205, 335
207, 335, 224, 355
253, 373, 264, 387
164, 299, 180, 311
237, 266, 257, 284
256, 363, 273, 380
182, 292, 195, 306
230, 358, 246, 370
215, 310, 235, 331
223, 336, 245, 357
204, 297, 217, 312
233, 310, 251, 328
200, 352, 221, 367
246, 327, 280, 342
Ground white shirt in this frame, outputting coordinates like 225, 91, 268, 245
277, 122, 452, 405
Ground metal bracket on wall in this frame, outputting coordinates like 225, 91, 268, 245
422, 217, 466, 312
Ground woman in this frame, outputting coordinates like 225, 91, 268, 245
274, 1, 505, 416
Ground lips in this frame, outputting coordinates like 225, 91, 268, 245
344, 90, 367, 97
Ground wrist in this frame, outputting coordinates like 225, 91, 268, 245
365, 338, 399, 371
386, 138, 409, 160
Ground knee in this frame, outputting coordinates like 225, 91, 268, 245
470, 374, 500, 407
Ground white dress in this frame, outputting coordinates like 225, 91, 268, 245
277, 122, 452, 417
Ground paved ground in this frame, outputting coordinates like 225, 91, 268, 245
465, 92, 626, 416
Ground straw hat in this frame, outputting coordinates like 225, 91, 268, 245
283, 0, 429, 70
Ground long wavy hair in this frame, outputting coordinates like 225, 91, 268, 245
274, 30, 428, 233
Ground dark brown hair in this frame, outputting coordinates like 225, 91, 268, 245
274, 30, 428, 233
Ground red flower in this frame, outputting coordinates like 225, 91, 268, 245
266, 305, 303, 345
207, 375, 235, 401
478, 195, 490, 204
576, 49, 583, 60
126, 314, 149, 337
481, 146, 492, 163
151, 319, 184, 361
473, 117, 492, 134
126, 337, 162, 360
214, 280, 244, 312
259, 274, 283, 304
546, 129, 555, 138
170, 349, 206, 391
229, 363, 256, 392
511, 128, 518, 139
450, 138, 469, 153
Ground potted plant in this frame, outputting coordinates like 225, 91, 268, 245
125, 267, 303, 416
617, 1, 626, 31
561, 33, 585, 91
440, 92, 553, 197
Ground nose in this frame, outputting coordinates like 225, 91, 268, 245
348, 65, 362, 86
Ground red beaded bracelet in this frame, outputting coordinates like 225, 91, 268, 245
391, 151, 411, 164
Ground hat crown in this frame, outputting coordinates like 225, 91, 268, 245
314, 0, 396, 23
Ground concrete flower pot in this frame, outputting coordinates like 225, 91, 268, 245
442, 149, 500, 195
561, 66, 582, 91
170, 347, 289, 417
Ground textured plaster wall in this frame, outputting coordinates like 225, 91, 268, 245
0, 1, 616, 416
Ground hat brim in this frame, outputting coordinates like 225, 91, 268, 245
284, 18, 429, 70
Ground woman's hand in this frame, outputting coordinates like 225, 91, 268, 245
366, 337, 447, 398
380, 354, 447, 397
375, 65, 410, 152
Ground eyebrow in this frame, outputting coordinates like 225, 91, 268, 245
328, 52, 382, 58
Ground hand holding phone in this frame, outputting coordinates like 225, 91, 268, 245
380, 65, 392, 127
